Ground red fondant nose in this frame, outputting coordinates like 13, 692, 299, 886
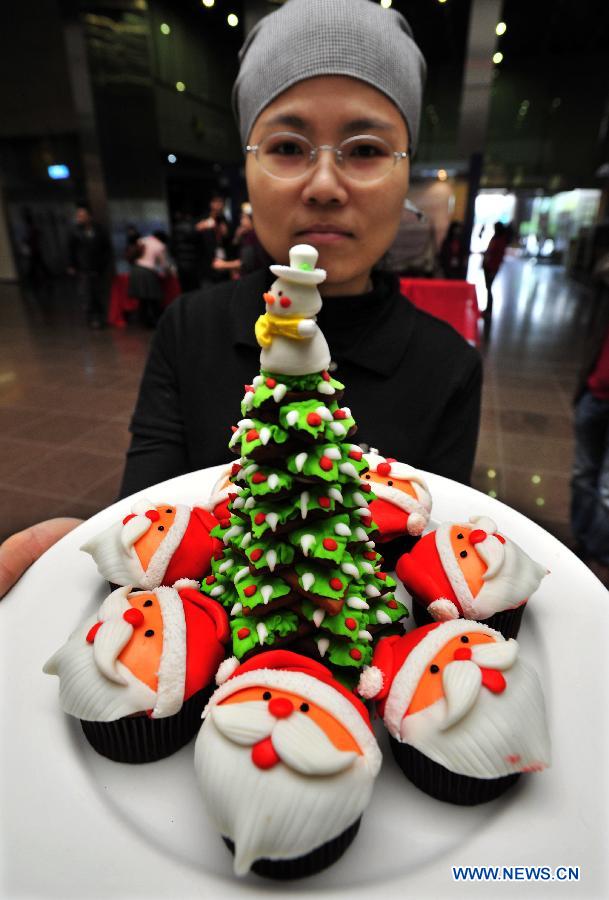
469, 529, 487, 545
145, 509, 160, 522
279, 296, 292, 308
123, 608, 144, 627
453, 646, 472, 661
268, 697, 294, 719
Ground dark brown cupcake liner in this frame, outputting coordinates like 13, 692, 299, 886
222, 817, 361, 879
389, 736, 519, 805
412, 598, 526, 639
80, 684, 213, 763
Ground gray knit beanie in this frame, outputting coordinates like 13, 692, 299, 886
233, 0, 427, 153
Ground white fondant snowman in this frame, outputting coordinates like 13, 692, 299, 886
255, 244, 331, 375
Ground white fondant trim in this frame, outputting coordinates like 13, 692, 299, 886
383, 619, 505, 739
205, 669, 381, 774
200, 465, 234, 511
173, 579, 200, 591
215, 656, 240, 685
151, 587, 187, 718
369, 482, 431, 530
80, 521, 147, 587
427, 598, 460, 621
434, 523, 476, 618
357, 665, 384, 700
141, 504, 191, 589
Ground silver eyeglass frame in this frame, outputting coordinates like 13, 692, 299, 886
245, 131, 409, 182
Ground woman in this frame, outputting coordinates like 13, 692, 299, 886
0, 0, 481, 596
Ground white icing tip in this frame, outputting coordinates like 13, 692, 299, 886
266, 550, 277, 572
376, 610, 392, 625
273, 384, 287, 402
301, 572, 315, 592
295, 452, 308, 472
234, 567, 250, 583
286, 410, 299, 427
261, 584, 273, 605
317, 637, 330, 658
347, 596, 369, 610
266, 512, 279, 532
312, 608, 326, 628
268, 473, 279, 490
230, 602, 243, 616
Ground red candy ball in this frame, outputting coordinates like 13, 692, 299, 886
246, 429, 259, 442
349, 648, 362, 661
333, 409, 347, 419
251, 472, 267, 484
237, 627, 250, 640
349, 450, 363, 461
319, 455, 333, 471
254, 512, 266, 525
250, 548, 263, 561
265, 378, 277, 388
323, 538, 338, 551
318, 496, 331, 508
345, 617, 357, 630
329, 577, 343, 591
243, 585, 257, 597
307, 412, 322, 427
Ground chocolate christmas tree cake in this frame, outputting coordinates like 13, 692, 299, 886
201, 245, 408, 685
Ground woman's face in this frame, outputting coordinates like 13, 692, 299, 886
245, 76, 410, 296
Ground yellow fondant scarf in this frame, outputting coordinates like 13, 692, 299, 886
255, 312, 307, 348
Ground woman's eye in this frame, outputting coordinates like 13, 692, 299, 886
270, 141, 304, 156
349, 143, 384, 159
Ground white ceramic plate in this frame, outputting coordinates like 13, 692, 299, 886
2, 464, 608, 899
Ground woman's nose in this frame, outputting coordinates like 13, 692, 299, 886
300, 151, 349, 206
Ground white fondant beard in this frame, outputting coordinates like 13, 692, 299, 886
473, 536, 547, 619
399, 660, 551, 779
44, 617, 156, 722
194, 713, 374, 876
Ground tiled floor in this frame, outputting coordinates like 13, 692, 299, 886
0, 259, 593, 550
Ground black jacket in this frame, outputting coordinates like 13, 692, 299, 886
120, 270, 482, 497
68, 222, 111, 274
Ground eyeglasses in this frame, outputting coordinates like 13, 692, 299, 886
245, 132, 409, 183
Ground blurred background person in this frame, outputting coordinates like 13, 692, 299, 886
196, 192, 231, 285
439, 220, 467, 279
481, 220, 509, 332
211, 202, 268, 279
171, 211, 201, 293
67, 203, 112, 329
127, 229, 170, 328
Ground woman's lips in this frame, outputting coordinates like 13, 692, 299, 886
296, 230, 353, 244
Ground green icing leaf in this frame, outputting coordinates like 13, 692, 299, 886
325, 638, 373, 669
295, 560, 353, 599
370, 593, 409, 626
246, 540, 295, 571
233, 421, 289, 456
301, 597, 367, 638
235, 572, 291, 611
231, 611, 299, 658
288, 514, 351, 565
243, 466, 293, 498
241, 371, 345, 416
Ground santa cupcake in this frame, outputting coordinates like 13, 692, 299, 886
358, 621, 551, 804
395, 515, 547, 638
81, 498, 222, 590
195, 650, 382, 879
44, 582, 229, 762
362, 450, 432, 568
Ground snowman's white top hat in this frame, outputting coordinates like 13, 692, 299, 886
270, 244, 326, 286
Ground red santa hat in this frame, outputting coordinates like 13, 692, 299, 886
363, 451, 432, 537
208, 650, 381, 774
357, 620, 507, 739
81, 498, 221, 590
395, 515, 547, 622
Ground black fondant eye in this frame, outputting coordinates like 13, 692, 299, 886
457, 533, 464, 539
145, 629, 154, 637
143, 600, 153, 607
430, 664, 440, 674
278, 291, 283, 297
365, 474, 371, 479
166, 508, 172, 514
461, 635, 469, 643
460, 550, 467, 558
300, 703, 309, 712
387, 480, 393, 486
158, 525, 165, 531
263, 691, 272, 700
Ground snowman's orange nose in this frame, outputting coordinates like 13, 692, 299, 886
123, 608, 144, 628
263, 292, 275, 304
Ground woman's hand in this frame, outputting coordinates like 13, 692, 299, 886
0, 518, 83, 599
